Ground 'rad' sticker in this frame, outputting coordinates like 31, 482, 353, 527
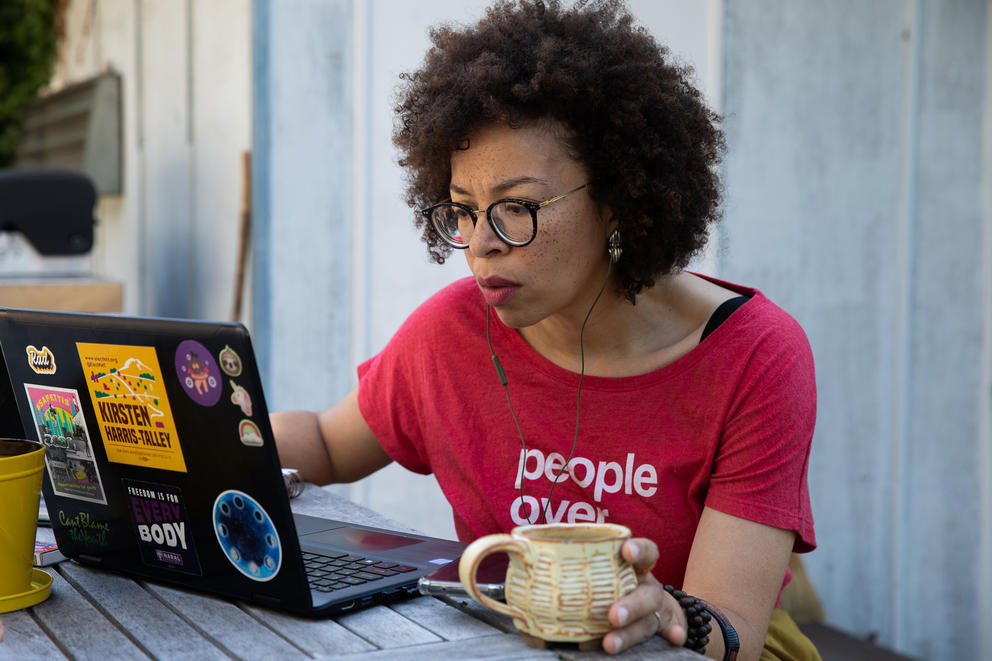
25, 383, 107, 504
230, 381, 253, 416
26, 345, 56, 374
213, 490, 281, 582
239, 419, 263, 447
77, 343, 187, 473
175, 340, 221, 406
123, 479, 202, 575
218, 345, 243, 377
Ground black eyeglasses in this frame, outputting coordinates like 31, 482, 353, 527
421, 183, 588, 249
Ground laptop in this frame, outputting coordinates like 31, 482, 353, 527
0, 307, 466, 616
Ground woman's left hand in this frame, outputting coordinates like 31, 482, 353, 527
601, 537, 688, 655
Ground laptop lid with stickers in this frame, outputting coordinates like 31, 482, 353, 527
0, 308, 465, 616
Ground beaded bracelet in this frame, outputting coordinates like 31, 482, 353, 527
662, 585, 712, 655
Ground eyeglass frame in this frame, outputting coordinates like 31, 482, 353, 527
421, 183, 589, 249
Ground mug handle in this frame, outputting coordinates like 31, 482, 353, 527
458, 534, 532, 626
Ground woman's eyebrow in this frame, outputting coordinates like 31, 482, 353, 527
450, 176, 551, 198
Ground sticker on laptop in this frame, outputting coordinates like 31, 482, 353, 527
55, 507, 111, 549
175, 340, 222, 406
238, 419, 263, 447
213, 490, 282, 582
123, 478, 202, 575
77, 343, 187, 473
26, 345, 57, 375
218, 345, 243, 377
24, 384, 107, 504
230, 381, 253, 416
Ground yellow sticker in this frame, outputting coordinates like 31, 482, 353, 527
77, 343, 187, 473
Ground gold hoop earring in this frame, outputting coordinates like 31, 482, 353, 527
607, 228, 622, 264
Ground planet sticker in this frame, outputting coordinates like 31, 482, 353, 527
212, 490, 281, 582
175, 340, 221, 406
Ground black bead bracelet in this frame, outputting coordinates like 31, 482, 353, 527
662, 585, 712, 655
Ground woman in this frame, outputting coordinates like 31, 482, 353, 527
273, 1, 818, 658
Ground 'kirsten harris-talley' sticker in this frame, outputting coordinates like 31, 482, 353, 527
213, 490, 282, 582
175, 340, 222, 406
77, 343, 187, 473
26, 345, 57, 375
230, 381, 253, 416
123, 478, 202, 575
218, 345, 243, 377
25, 383, 107, 504
239, 419, 263, 447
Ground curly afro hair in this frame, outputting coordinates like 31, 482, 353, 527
393, 0, 725, 302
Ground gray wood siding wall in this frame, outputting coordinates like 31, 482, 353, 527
721, 1, 991, 659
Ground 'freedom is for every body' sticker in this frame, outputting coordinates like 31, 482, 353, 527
123, 479, 202, 575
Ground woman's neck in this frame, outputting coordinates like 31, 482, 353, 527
517, 272, 734, 377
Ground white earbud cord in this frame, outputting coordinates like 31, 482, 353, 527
486, 259, 614, 524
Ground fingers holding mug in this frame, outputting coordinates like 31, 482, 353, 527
604, 573, 687, 654
621, 537, 659, 575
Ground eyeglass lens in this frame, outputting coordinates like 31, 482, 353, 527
430, 201, 533, 246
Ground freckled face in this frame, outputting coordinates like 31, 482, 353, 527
450, 122, 613, 330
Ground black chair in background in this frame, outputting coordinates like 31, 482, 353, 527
0, 169, 95, 256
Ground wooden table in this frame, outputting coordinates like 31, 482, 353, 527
2, 486, 698, 660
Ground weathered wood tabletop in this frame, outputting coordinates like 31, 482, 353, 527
2, 486, 698, 660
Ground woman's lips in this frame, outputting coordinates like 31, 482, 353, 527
477, 276, 521, 306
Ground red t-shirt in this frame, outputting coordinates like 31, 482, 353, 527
358, 276, 816, 588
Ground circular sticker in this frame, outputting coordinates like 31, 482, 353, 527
239, 419, 263, 447
175, 340, 221, 406
218, 345, 243, 377
212, 490, 281, 581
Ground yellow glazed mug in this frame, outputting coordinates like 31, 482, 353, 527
459, 522, 638, 643
0, 439, 47, 606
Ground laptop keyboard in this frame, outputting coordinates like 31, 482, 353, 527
303, 550, 417, 593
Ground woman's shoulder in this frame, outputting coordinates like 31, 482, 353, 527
396, 276, 483, 335
693, 273, 808, 343
412, 276, 480, 316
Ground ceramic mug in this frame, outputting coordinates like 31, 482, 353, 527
459, 522, 638, 643
0, 439, 46, 598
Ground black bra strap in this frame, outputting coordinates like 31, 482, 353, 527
700, 295, 750, 341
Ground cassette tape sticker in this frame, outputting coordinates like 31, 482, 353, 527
213, 490, 281, 582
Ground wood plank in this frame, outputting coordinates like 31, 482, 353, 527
335, 603, 442, 649
556, 635, 702, 660
144, 582, 308, 660
0, 607, 68, 660
59, 562, 228, 660
328, 631, 558, 661
389, 596, 503, 641
243, 603, 377, 656
30, 568, 150, 661
0, 280, 123, 313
